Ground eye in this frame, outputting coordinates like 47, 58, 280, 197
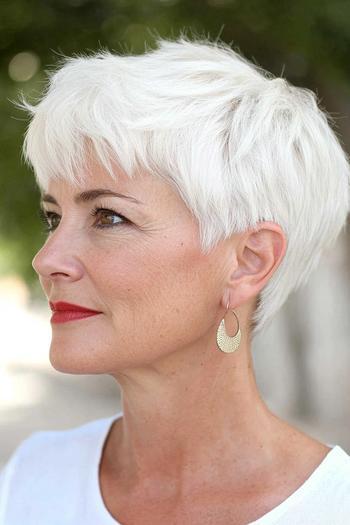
38, 206, 129, 233
38, 209, 61, 232
90, 207, 129, 229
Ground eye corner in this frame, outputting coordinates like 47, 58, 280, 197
38, 208, 61, 232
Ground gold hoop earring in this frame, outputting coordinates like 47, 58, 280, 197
216, 302, 241, 353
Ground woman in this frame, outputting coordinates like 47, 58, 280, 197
1, 37, 349, 524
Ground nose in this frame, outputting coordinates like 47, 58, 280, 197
32, 231, 84, 283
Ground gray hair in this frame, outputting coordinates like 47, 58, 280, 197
18, 37, 350, 337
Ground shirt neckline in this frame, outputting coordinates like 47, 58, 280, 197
90, 411, 347, 525
248, 443, 347, 524
92, 410, 124, 524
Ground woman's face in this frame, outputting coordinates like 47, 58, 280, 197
33, 155, 232, 375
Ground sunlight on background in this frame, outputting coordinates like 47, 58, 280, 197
0, 275, 120, 468
0, 275, 51, 409
8, 51, 40, 82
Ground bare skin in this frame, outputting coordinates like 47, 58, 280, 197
33, 153, 331, 525
100, 427, 329, 525
99, 333, 330, 525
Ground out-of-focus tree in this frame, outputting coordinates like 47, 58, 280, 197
1, 0, 350, 287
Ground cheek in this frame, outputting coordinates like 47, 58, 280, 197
86, 235, 207, 316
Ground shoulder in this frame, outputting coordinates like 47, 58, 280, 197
0, 413, 120, 524
287, 445, 350, 523
324, 445, 350, 490
2, 414, 114, 475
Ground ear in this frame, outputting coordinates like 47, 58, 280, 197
224, 222, 287, 309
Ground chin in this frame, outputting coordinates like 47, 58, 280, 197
49, 347, 91, 374
48, 338, 106, 375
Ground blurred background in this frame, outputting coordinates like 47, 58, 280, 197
0, 0, 349, 468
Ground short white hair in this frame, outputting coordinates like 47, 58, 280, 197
18, 37, 350, 337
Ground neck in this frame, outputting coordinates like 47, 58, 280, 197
104, 333, 287, 495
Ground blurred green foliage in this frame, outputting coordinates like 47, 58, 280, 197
1, 0, 350, 286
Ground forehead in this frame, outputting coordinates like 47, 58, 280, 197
43, 154, 189, 216
46, 152, 135, 192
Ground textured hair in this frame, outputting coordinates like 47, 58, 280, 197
18, 37, 350, 337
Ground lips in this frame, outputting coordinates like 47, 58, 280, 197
49, 301, 101, 313
49, 301, 102, 324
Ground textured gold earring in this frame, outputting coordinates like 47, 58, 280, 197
216, 302, 241, 353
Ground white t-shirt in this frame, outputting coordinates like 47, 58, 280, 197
1, 410, 350, 524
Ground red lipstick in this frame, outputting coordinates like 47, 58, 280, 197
49, 301, 102, 324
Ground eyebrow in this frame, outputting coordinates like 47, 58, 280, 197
40, 189, 143, 206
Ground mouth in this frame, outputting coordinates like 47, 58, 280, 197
49, 301, 103, 324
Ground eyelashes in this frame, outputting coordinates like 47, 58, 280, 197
90, 206, 130, 229
38, 205, 130, 233
38, 209, 60, 233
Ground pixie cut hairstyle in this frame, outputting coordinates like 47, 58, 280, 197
19, 37, 350, 336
